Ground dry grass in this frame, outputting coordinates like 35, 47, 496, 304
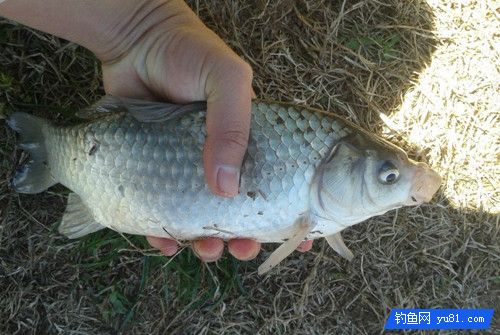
1, 0, 499, 334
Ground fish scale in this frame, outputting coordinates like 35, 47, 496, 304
42, 101, 344, 241
7, 97, 441, 273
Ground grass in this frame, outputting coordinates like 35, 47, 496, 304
1, 0, 499, 334
67, 229, 247, 331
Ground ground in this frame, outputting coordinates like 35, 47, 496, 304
0, 0, 498, 334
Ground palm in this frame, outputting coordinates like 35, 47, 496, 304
100, 15, 312, 262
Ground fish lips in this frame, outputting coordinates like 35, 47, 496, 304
406, 162, 442, 205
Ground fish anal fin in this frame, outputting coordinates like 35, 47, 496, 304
59, 193, 105, 239
325, 232, 354, 261
258, 216, 314, 275
77, 95, 207, 122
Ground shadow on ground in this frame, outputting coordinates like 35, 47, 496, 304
1, 1, 498, 334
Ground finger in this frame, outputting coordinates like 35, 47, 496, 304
296, 240, 313, 253
146, 236, 178, 256
192, 237, 224, 262
203, 57, 253, 197
228, 239, 261, 261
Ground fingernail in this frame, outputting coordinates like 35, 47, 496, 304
200, 249, 223, 263
192, 239, 223, 262
161, 245, 178, 256
244, 245, 261, 261
216, 165, 239, 197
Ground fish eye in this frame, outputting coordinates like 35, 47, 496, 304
378, 161, 399, 184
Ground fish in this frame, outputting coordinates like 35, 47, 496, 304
6, 96, 442, 274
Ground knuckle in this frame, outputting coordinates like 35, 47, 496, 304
221, 56, 253, 82
238, 60, 253, 80
215, 130, 248, 151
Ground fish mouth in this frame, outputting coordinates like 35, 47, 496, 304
407, 162, 442, 205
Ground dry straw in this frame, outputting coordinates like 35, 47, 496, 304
0, 0, 498, 333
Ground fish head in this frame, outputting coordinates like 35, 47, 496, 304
310, 132, 441, 225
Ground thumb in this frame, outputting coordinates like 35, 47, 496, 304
203, 58, 253, 197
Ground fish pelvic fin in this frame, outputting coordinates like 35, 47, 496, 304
325, 232, 354, 261
59, 193, 105, 239
7, 112, 57, 193
258, 215, 314, 275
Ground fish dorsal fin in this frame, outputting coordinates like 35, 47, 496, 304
325, 232, 354, 261
77, 95, 207, 122
258, 215, 314, 275
59, 193, 105, 239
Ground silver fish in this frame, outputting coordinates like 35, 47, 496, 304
7, 96, 441, 274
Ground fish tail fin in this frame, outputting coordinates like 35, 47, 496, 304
7, 112, 57, 193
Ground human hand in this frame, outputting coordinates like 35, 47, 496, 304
97, 0, 255, 261
99, 0, 314, 261
0, 0, 314, 261
0, 0, 312, 261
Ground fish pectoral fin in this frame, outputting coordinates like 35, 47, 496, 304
258, 216, 314, 275
59, 193, 105, 239
325, 232, 354, 261
77, 95, 207, 122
